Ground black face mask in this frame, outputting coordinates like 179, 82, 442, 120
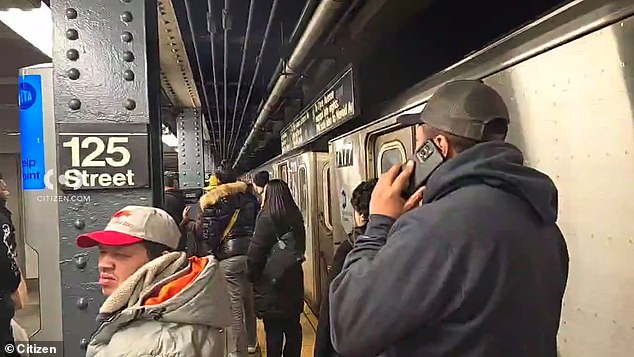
0, 197, 6, 208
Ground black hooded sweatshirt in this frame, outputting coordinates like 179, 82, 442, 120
329, 141, 569, 357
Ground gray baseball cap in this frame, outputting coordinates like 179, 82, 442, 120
397, 80, 510, 141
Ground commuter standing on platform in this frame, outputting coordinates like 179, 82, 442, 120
0, 173, 20, 357
314, 178, 377, 357
76, 205, 231, 356
252, 171, 270, 203
329, 80, 569, 357
198, 166, 259, 357
247, 179, 306, 357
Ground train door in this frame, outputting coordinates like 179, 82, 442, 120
372, 126, 415, 176
296, 154, 319, 312
315, 153, 333, 315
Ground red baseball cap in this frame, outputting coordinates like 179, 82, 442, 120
76, 206, 180, 249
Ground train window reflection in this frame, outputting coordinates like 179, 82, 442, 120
378, 140, 406, 174
322, 164, 333, 230
299, 165, 308, 218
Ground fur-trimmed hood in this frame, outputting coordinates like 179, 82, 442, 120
199, 181, 248, 209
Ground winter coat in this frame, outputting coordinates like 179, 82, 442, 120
329, 141, 569, 357
198, 182, 258, 260
314, 225, 365, 357
164, 189, 186, 226
247, 210, 306, 320
86, 252, 232, 357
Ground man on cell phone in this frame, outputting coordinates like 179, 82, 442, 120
329, 80, 569, 357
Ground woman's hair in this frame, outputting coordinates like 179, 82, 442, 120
262, 179, 303, 226
214, 165, 237, 184
141, 240, 173, 260
351, 178, 378, 222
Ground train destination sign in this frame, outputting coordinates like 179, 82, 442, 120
57, 123, 150, 191
281, 66, 358, 153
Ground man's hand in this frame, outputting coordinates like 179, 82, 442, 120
182, 206, 191, 221
369, 161, 426, 220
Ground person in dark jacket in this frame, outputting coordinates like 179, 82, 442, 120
163, 173, 186, 225
163, 173, 187, 250
197, 166, 258, 357
329, 80, 569, 357
314, 178, 377, 357
0, 173, 20, 357
247, 179, 306, 357
252, 171, 269, 202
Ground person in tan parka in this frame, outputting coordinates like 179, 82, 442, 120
76, 205, 232, 357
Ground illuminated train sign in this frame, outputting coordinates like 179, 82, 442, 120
281, 66, 359, 153
56, 123, 150, 191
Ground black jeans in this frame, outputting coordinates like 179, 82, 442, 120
263, 316, 302, 357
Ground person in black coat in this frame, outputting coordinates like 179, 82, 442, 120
163, 173, 187, 250
0, 173, 21, 357
314, 178, 377, 357
247, 179, 306, 357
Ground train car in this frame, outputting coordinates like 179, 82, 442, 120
248, 1, 634, 355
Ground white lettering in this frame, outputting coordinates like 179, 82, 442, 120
63, 169, 136, 189
112, 173, 127, 186
98, 173, 111, 186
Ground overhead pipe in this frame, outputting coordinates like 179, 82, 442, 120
233, 0, 351, 167
264, 0, 321, 95
184, 0, 218, 150
207, 0, 223, 158
227, 0, 255, 151
222, 0, 230, 159
228, 0, 280, 156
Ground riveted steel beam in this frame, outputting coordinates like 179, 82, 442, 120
157, 0, 200, 109
51, 0, 161, 354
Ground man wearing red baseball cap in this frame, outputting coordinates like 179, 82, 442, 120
77, 205, 232, 357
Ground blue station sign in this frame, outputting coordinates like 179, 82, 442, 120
19, 74, 46, 190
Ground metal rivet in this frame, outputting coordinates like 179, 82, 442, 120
66, 49, 79, 61
76, 297, 88, 310
65, 8, 77, 19
74, 256, 87, 269
123, 51, 135, 62
67, 68, 80, 80
123, 70, 135, 81
121, 11, 133, 22
73, 219, 85, 229
121, 31, 133, 43
69, 99, 81, 110
80, 338, 89, 350
66, 29, 78, 40
124, 99, 136, 110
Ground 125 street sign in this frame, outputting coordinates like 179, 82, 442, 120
56, 123, 150, 191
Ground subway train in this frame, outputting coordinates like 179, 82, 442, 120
242, 1, 634, 355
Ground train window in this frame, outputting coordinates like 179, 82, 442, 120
279, 162, 288, 183
322, 164, 333, 230
377, 140, 406, 174
298, 165, 308, 218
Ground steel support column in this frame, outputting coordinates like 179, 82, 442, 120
177, 108, 205, 189
51, 0, 160, 354
204, 140, 215, 180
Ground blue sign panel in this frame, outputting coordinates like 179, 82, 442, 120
19, 74, 46, 190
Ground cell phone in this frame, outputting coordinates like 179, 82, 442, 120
403, 139, 445, 197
